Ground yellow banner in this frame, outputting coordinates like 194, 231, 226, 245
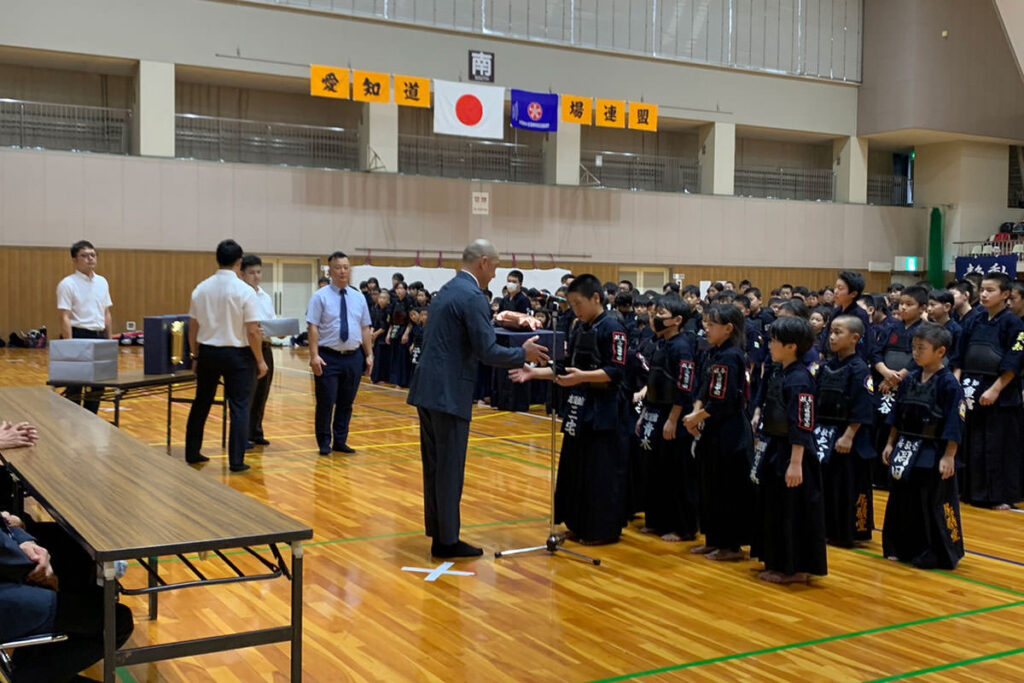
310, 65, 349, 99
595, 99, 626, 128
561, 95, 592, 125
629, 103, 659, 132
394, 75, 432, 108
352, 70, 391, 103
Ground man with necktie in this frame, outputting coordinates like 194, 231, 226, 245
306, 251, 374, 455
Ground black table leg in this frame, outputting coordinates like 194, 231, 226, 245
113, 393, 121, 428
103, 561, 117, 683
148, 556, 159, 620
291, 542, 303, 681
166, 384, 173, 455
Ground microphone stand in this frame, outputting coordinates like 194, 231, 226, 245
495, 303, 601, 566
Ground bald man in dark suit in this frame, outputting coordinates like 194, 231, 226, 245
408, 240, 549, 558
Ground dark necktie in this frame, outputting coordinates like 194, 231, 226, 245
339, 288, 349, 343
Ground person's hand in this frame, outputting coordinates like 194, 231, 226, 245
15, 422, 38, 444
401, 332, 410, 345
19, 541, 57, 590
364, 354, 374, 377
682, 412, 701, 431
554, 368, 587, 387
663, 419, 678, 441
191, 359, 198, 372
256, 360, 268, 380
509, 366, 536, 384
980, 386, 1000, 406
522, 336, 550, 365
0, 421, 36, 449
750, 408, 761, 434
882, 443, 894, 466
310, 355, 326, 377
835, 433, 853, 454
635, 414, 644, 436
785, 461, 803, 488
939, 453, 956, 480
1, 511, 25, 529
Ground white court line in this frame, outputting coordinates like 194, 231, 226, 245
401, 562, 475, 582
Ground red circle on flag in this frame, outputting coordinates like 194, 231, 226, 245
528, 102, 543, 121
456, 95, 483, 126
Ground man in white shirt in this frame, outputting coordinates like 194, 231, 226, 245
185, 240, 267, 473
306, 251, 373, 456
241, 254, 276, 449
56, 240, 113, 414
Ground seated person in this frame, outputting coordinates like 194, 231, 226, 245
1, 420, 134, 682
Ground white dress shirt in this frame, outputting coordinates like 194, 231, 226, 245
56, 271, 112, 331
255, 286, 276, 335
188, 270, 260, 347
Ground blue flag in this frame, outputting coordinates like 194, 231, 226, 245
510, 90, 558, 132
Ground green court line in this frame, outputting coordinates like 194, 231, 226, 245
117, 667, 137, 683
589, 600, 1024, 683
868, 646, 1024, 681
469, 445, 550, 470
849, 547, 1024, 599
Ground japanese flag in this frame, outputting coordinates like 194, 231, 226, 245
433, 79, 505, 140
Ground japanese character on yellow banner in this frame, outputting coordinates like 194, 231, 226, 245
595, 99, 626, 128
561, 95, 592, 125
629, 103, 658, 132
353, 70, 391, 103
394, 75, 432, 108
310, 65, 350, 99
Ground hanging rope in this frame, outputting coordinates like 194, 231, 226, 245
415, 250, 421, 266
365, 249, 372, 265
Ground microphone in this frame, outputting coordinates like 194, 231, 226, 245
528, 288, 566, 303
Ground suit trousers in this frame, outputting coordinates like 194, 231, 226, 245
248, 341, 275, 441
65, 328, 103, 414
185, 345, 254, 467
417, 407, 471, 545
313, 348, 364, 449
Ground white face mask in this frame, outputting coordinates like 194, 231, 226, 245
507, 282, 519, 293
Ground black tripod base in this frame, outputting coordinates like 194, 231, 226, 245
495, 534, 601, 566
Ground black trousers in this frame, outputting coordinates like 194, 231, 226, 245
248, 341, 274, 441
313, 349, 364, 449
185, 345, 254, 467
11, 523, 134, 683
64, 328, 103, 414
417, 407, 471, 545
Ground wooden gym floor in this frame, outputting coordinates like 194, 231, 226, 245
4, 346, 1024, 682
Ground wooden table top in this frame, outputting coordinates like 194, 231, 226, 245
46, 370, 197, 389
0, 387, 312, 561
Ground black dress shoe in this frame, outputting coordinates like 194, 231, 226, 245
333, 444, 356, 454
246, 441, 255, 451
186, 454, 210, 464
431, 540, 483, 559
253, 437, 270, 446
229, 463, 251, 473
318, 446, 332, 456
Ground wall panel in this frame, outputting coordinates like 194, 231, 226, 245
0, 247, 893, 336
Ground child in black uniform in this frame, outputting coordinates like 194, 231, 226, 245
511, 275, 629, 544
817, 315, 876, 547
683, 304, 755, 562
752, 316, 827, 584
951, 272, 1024, 509
636, 295, 699, 542
882, 323, 965, 569
408, 307, 426, 367
370, 290, 392, 384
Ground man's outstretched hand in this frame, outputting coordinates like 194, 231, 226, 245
522, 336, 550, 365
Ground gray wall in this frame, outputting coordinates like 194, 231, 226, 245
859, 0, 1024, 141
0, 0, 859, 137
0, 147, 926, 270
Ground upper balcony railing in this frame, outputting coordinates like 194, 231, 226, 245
734, 165, 834, 202
580, 150, 700, 193
398, 134, 544, 184
0, 99, 132, 154
175, 114, 360, 170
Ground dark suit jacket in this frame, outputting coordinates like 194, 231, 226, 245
408, 271, 526, 421
0, 518, 57, 641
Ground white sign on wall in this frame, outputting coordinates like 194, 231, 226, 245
472, 191, 490, 215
